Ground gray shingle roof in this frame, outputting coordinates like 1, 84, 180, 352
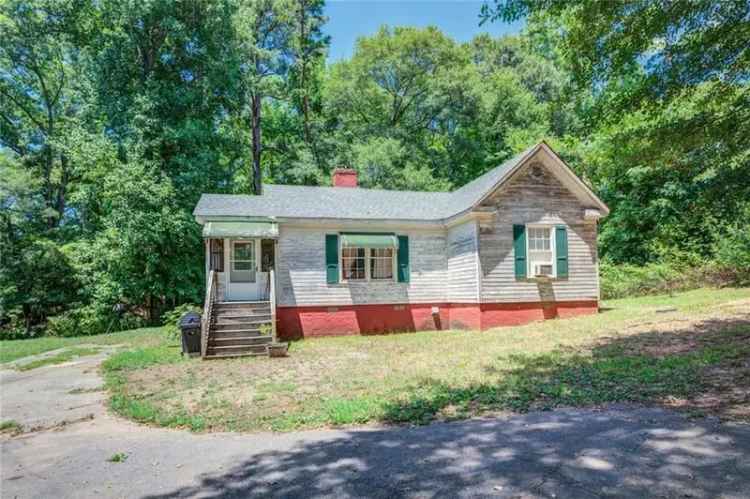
194, 145, 537, 222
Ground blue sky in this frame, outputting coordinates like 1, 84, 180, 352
324, 1, 525, 61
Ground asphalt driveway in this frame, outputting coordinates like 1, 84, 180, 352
2, 352, 750, 499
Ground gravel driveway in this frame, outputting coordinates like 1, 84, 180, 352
2, 352, 750, 499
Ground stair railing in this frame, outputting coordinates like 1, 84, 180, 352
201, 270, 216, 359
269, 269, 277, 343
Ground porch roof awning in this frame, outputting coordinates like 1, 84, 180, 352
202, 221, 279, 239
340, 233, 398, 249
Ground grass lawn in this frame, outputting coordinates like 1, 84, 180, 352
101, 287, 750, 433
0, 327, 167, 365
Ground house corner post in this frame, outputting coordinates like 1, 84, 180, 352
204, 239, 210, 282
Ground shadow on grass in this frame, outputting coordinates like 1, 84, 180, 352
380, 316, 750, 425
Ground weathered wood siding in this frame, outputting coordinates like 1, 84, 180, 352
276, 227, 449, 306
447, 220, 480, 302
478, 161, 599, 303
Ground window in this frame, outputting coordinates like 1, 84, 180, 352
209, 239, 224, 272
231, 241, 256, 282
370, 248, 394, 280
527, 226, 555, 277
342, 247, 366, 280
340, 245, 396, 281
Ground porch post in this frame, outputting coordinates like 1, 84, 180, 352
224, 238, 231, 300
204, 239, 210, 283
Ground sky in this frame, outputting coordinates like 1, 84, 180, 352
324, 1, 525, 61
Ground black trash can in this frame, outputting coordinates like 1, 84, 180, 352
179, 312, 202, 357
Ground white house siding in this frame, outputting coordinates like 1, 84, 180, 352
478, 161, 600, 303
276, 226, 449, 307
446, 220, 480, 302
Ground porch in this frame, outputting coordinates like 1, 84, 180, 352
200, 221, 280, 359
203, 221, 278, 303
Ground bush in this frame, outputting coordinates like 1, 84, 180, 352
600, 260, 704, 300
161, 303, 202, 339
601, 215, 750, 299
713, 217, 750, 286
46, 305, 146, 337
0, 324, 43, 341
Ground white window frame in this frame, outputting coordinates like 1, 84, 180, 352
339, 242, 397, 283
526, 224, 556, 278
230, 239, 258, 283
232, 240, 257, 271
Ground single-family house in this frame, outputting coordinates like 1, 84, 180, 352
193, 142, 608, 358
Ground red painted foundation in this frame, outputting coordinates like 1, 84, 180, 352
276, 300, 598, 340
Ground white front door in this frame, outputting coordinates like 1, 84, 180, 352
227, 240, 263, 301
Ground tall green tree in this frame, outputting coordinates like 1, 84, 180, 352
289, 0, 329, 163
321, 26, 564, 189
235, 0, 294, 194
93, 0, 242, 204
80, 0, 245, 318
0, 0, 93, 228
483, 0, 750, 262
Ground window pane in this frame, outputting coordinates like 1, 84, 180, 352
528, 227, 550, 252
234, 242, 254, 260
342, 247, 366, 280
370, 248, 393, 280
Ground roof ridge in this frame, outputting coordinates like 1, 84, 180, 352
263, 183, 451, 196
192, 142, 605, 222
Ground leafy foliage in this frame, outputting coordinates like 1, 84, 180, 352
482, 0, 750, 265
161, 303, 202, 339
713, 206, 750, 286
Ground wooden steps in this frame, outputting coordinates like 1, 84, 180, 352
205, 301, 273, 359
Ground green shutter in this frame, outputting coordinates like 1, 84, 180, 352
325, 234, 339, 284
513, 225, 527, 280
397, 235, 410, 283
555, 225, 569, 278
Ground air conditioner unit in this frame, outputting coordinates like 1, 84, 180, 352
533, 264, 553, 277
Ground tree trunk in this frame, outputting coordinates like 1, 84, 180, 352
297, 0, 320, 168
251, 92, 263, 195
44, 145, 58, 228
301, 73, 320, 168
55, 153, 68, 224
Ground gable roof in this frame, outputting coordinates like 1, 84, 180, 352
193, 142, 608, 223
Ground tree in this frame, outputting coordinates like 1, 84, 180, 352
76, 162, 202, 321
320, 26, 565, 189
0, 0, 92, 228
235, 0, 294, 194
483, 0, 750, 262
0, 152, 79, 330
289, 0, 329, 163
92, 0, 242, 205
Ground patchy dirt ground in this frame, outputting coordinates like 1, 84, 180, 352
607, 313, 750, 420
116, 295, 750, 432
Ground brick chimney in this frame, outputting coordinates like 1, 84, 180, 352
332, 168, 358, 188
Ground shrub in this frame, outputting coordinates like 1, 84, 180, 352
46, 312, 84, 337
161, 303, 202, 339
46, 305, 146, 337
0, 324, 43, 341
713, 217, 750, 286
600, 260, 705, 300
